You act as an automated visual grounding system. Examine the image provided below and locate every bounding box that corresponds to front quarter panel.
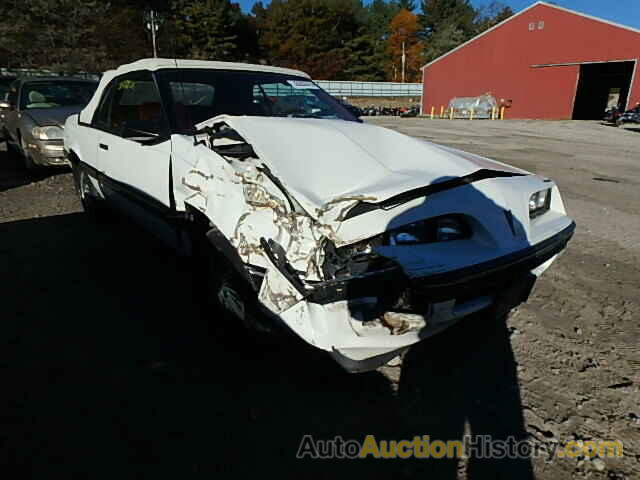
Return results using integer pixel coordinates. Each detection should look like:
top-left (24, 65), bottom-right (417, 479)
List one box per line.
top-left (64, 113), bottom-right (99, 172)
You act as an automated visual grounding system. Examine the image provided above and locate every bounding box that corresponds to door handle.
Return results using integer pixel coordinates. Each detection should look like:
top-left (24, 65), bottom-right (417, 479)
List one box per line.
top-left (99, 143), bottom-right (109, 151)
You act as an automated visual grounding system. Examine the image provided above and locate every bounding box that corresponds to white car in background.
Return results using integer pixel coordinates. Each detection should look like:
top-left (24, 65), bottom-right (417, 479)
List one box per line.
top-left (64, 59), bottom-right (575, 372)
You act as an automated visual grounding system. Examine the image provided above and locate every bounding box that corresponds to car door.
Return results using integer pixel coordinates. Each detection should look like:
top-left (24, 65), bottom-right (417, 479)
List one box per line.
top-left (91, 70), bottom-right (176, 248)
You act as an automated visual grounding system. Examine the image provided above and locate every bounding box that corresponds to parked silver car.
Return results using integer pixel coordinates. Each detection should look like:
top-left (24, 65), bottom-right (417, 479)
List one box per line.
top-left (0, 77), bottom-right (97, 170)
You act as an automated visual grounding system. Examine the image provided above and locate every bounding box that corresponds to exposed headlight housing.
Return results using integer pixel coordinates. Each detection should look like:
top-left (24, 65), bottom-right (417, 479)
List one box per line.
top-left (388, 215), bottom-right (470, 245)
top-left (322, 215), bottom-right (471, 280)
top-left (529, 188), bottom-right (551, 219)
top-left (32, 125), bottom-right (63, 140)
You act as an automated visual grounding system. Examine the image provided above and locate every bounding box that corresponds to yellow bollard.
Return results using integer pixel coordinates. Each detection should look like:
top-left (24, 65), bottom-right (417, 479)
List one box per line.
top-left (500, 106), bottom-right (505, 120)
top-left (470, 108), bottom-right (474, 120)
top-left (449, 108), bottom-right (454, 120)
top-left (440, 106), bottom-right (444, 118)
top-left (430, 106), bottom-right (435, 119)
top-left (491, 106), bottom-right (496, 120)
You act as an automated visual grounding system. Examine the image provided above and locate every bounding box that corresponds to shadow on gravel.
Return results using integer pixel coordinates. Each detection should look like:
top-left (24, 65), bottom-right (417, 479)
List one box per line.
top-left (398, 317), bottom-right (535, 479)
top-left (0, 143), bottom-right (67, 192)
top-left (0, 212), bottom-right (532, 479)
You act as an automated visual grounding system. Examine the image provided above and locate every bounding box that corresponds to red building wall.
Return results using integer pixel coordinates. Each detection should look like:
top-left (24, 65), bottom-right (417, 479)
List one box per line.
top-left (421, 3), bottom-right (640, 119)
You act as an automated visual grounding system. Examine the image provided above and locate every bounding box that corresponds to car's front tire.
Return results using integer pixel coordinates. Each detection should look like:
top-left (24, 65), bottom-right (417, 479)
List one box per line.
top-left (192, 232), bottom-right (274, 336)
top-left (18, 134), bottom-right (41, 172)
top-left (74, 165), bottom-right (105, 216)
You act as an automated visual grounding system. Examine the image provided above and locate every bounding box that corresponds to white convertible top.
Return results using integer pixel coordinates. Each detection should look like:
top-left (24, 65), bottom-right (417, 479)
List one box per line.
top-left (79, 58), bottom-right (311, 124)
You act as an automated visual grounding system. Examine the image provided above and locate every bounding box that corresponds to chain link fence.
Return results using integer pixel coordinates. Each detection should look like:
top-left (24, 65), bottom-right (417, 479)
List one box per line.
top-left (314, 80), bottom-right (422, 97)
top-left (0, 69), bottom-right (423, 99)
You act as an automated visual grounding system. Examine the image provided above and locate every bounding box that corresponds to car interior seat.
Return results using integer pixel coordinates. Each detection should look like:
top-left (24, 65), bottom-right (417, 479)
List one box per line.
top-left (27, 90), bottom-right (50, 108)
top-left (138, 102), bottom-right (162, 122)
top-left (174, 102), bottom-right (195, 133)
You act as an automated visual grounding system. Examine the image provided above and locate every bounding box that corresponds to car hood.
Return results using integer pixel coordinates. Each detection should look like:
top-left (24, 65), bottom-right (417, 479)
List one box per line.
top-left (24, 106), bottom-right (84, 127)
top-left (202, 116), bottom-right (529, 216)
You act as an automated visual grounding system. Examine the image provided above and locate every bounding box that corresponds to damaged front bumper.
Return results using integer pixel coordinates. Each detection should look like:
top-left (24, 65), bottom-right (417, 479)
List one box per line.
top-left (259, 221), bottom-right (575, 372)
top-left (174, 117), bottom-right (575, 373)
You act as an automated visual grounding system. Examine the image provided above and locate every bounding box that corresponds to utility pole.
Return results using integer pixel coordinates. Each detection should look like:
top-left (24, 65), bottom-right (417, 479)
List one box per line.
top-left (151, 11), bottom-right (157, 58)
top-left (145, 10), bottom-right (160, 58)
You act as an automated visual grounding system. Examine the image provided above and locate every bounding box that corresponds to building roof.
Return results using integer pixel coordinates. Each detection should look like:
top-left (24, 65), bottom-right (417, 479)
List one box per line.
top-left (108, 58), bottom-right (310, 79)
top-left (421, 1), bottom-right (640, 70)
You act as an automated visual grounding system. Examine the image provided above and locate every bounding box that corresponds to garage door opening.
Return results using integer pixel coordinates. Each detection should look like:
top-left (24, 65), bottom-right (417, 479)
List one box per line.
top-left (572, 61), bottom-right (635, 120)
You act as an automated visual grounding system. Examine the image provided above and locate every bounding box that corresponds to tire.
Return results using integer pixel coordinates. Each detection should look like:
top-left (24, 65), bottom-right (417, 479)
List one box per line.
top-left (19, 134), bottom-right (40, 172)
top-left (3, 130), bottom-right (18, 157)
top-left (75, 164), bottom-right (104, 216)
top-left (214, 270), bottom-right (252, 326)
top-left (195, 234), bottom-right (274, 336)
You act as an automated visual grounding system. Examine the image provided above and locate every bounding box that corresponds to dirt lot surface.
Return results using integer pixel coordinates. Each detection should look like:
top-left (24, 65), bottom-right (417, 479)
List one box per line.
top-left (1, 120), bottom-right (639, 479)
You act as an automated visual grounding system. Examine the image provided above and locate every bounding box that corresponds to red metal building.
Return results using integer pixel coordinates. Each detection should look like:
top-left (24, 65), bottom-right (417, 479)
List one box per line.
top-left (420, 1), bottom-right (640, 119)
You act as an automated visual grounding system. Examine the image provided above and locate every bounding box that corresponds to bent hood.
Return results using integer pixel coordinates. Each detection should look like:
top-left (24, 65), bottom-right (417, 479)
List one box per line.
top-left (25, 106), bottom-right (84, 127)
top-left (205, 116), bottom-right (529, 216)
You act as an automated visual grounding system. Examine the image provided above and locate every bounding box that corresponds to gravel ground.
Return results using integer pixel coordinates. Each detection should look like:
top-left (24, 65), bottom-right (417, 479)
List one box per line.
top-left (1, 120), bottom-right (639, 479)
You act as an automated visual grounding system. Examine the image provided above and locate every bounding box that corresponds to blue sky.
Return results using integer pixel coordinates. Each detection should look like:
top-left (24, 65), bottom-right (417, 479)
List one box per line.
top-left (236, 0), bottom-right (640, 30)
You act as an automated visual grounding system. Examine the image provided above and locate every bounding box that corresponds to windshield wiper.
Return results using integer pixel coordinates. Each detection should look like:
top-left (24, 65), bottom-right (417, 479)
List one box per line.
top-left (274, 112), bottom-right (328, 119)
top-left (290, 113), bottom-right (326, 119)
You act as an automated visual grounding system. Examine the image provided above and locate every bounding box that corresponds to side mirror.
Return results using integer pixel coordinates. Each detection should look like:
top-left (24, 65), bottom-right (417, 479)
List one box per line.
top-left (0, 101), bottom-right (11, 109)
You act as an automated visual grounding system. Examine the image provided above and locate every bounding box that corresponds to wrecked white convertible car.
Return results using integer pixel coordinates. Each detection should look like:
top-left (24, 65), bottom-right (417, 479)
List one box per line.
top-left (64, 59), bottom-right (575, 372)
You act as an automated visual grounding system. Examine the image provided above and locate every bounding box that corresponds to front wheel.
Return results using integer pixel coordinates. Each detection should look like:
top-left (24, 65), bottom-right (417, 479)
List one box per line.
top-left (196, 238), bottom-right (274, 335)
top-left (20, 135), bottom-right (40, 172)
top-left (215, 270), bottom-right (251, 324)
top-left (75, 166), bottom-right (104, 216)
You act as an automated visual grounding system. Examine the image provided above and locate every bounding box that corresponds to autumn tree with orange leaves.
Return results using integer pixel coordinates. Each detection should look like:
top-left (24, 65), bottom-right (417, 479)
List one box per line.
top-left (0, 0), bottom-right (513, 80)
top-left (387, 9), bottom-right (424, 82)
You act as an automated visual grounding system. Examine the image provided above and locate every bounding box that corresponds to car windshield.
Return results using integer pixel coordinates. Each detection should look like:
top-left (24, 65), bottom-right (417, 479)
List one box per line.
top-left (156, 69), bottom-right (357, 133)
top-left (20, 81), bottom-right (97, 110)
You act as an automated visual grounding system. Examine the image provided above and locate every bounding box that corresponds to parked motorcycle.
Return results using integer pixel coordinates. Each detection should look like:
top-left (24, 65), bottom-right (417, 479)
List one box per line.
top-left (603, 106), bottom-right (621, 124)
top-left (360, 105), bottom-right (409, 117)
top-left (616, 104), bottom-right (640, 127)
top-left (400, 106), bottom-right (419, 118)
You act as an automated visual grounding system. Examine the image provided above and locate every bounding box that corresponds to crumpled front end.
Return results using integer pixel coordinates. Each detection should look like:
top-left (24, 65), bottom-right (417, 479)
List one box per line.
top-left (172, 115), bottom-right (575, 372)
top-left (256, 175), bottom-right (575, 372)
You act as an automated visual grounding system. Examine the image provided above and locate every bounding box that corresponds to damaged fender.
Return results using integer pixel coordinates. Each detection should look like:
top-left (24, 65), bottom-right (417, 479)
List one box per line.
top-left (170, 115), bottom-right (574, 372)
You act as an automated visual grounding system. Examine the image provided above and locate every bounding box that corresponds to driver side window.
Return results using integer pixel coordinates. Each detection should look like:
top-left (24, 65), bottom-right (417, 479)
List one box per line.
top-left (92, 71), bottom-right (168, 141)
